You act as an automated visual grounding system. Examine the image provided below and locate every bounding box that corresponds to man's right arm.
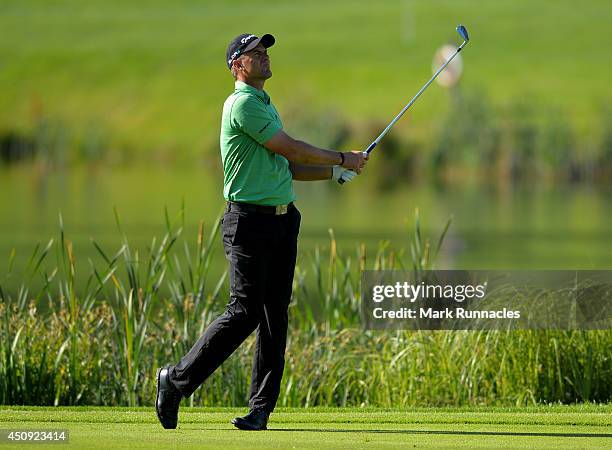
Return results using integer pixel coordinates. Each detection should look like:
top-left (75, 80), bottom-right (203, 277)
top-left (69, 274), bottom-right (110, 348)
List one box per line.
top-left (264, 130), bottom-right (367, 173)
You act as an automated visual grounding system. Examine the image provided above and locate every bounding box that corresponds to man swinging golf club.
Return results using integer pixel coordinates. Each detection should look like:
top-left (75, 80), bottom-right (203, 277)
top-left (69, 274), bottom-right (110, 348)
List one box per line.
top-left (155, 33), bottom-right (368, 431)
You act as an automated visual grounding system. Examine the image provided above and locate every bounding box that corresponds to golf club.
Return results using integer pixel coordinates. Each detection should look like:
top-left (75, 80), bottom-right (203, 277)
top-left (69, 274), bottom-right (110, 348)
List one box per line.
top-left (339, 25), bottom-right (470, 184)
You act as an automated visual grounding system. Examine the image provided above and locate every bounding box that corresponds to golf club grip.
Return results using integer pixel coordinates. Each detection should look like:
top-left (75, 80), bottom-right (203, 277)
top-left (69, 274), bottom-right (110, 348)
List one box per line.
top-left (338, 149), bottom-right (371, 184)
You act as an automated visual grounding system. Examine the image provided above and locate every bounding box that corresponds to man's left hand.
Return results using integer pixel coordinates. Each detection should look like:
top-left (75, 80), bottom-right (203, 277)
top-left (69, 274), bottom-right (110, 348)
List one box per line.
top-left (332, 165), bottom-right (357, 183)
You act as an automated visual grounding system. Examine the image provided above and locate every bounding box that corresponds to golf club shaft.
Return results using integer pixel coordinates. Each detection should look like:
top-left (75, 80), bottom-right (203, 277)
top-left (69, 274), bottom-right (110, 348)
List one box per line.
top-left (365, 40), bottom-right (468, 156)
top-left (338, 29), bottom-right (469, 185)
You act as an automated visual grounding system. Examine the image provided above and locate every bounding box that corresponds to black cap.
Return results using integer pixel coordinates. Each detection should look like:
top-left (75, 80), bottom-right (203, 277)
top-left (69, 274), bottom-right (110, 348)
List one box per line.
top-left (226, 33), bottom-right (275, 69)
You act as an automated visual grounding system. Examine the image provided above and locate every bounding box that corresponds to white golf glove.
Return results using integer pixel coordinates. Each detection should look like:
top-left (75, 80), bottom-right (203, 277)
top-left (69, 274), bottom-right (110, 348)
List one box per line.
top-left (331, 165), bottom-right (357, 184)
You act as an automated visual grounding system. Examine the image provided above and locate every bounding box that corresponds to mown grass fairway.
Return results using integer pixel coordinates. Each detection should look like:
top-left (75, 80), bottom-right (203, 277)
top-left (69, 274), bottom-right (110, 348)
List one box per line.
top-left (1, 406), bottom-right (610, 449)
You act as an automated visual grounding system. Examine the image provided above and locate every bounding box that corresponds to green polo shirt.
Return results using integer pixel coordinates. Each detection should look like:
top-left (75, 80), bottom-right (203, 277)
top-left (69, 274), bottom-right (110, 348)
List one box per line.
top-left (220, 81), bottom-right (295, 206)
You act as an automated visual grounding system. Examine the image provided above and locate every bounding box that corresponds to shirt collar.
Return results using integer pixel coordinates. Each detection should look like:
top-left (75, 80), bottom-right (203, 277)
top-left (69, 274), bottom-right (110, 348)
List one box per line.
top-left (235, 80), bottom-right (270, 104)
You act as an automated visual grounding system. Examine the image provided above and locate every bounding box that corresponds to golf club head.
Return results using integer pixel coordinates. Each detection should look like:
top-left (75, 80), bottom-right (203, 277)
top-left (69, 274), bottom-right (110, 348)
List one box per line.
top-left (456, 25), bottom-right (469, 42)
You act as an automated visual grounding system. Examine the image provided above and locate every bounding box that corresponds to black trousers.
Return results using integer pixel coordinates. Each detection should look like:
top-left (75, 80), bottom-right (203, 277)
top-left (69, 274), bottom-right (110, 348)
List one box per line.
top-left (169, 202), bottom-right (300, 412)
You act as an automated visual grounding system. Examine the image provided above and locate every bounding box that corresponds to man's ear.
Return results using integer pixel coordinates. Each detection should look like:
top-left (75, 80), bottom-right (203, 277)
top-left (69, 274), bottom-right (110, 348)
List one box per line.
top-left (233, 58), bottom-right (244, 71)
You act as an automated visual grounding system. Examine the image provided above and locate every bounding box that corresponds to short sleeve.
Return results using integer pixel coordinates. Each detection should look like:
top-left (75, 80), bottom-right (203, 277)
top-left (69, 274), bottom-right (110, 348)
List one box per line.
top-left (232, 96), bottom-right (282, 145)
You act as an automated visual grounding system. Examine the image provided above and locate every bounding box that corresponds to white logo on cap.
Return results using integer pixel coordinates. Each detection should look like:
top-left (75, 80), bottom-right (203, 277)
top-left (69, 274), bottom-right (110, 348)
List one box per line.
top-left (241, 34), bottom-right (256, 44)
top-left (228, 51), bottom-right (240, 65)
top-left (228, 35), bottom-right (258, 66)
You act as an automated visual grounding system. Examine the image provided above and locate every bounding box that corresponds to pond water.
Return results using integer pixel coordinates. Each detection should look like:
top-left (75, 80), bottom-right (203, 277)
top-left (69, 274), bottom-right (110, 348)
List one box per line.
top-left (1, 165), bottom-right (612, 292)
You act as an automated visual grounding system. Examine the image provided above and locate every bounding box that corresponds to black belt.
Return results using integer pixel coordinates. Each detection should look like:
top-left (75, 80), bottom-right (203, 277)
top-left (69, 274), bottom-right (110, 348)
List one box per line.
top-left (227, 201), bottom-right (294, 215)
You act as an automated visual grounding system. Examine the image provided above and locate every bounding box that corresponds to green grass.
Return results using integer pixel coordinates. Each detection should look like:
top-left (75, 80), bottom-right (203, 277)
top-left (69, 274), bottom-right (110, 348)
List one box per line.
top-left (1, 406), bottom-right (611, 449)
top-left (1, 0), bottom-right (611, 157)
top-left (2, 209), bottom-right (611, 407)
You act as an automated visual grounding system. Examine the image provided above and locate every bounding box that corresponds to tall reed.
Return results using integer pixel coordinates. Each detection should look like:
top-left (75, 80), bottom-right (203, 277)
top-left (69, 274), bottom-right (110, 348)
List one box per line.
top-left (0, 209), bottom-right (610, 407)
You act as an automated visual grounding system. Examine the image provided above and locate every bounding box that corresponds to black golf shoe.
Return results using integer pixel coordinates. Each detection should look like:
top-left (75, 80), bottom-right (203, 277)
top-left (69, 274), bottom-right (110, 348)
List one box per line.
top-left (231, 407), bottom-right (269, 431)
top-left (155, 366), bottom-right (182, 429)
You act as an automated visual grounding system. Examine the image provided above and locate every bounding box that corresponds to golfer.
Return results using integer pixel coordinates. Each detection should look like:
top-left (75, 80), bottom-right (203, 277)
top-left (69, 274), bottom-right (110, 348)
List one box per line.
top-left (156, 33), bottom-right (367, 431)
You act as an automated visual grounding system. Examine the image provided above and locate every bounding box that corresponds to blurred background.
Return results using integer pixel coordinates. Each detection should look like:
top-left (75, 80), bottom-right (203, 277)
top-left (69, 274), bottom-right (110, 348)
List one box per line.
top-left (2, 0), bottom-right (612, 290)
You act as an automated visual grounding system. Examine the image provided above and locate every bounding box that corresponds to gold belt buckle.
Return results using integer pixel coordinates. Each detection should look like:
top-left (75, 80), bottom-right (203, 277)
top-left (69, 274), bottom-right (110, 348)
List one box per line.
top-left (275, 204), bottom-right (288, 215)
